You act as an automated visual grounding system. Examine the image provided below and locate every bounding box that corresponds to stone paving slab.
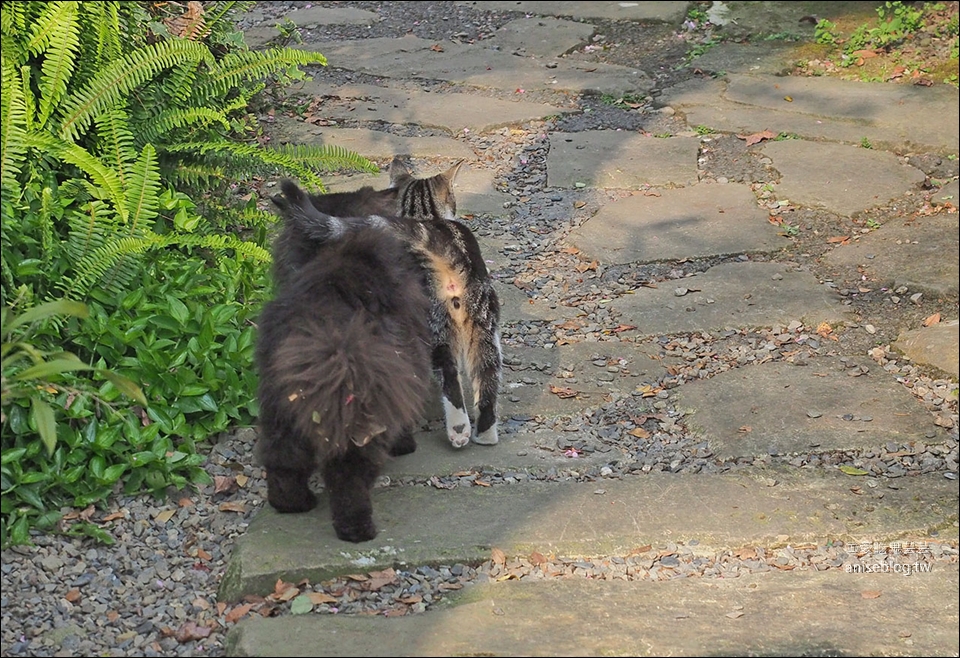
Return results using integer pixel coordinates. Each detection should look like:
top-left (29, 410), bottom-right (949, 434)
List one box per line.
top-left (218, 469), bottom-right (958, 601)
top-left (933, 178), bottom-right (959, 207)
top-left (894, 320), bottom-right (960, 379)
top-left (455, 0), bottom-right (690, 23)
top-left (490, 16), bottom-right (596, 58)
top-left (228, 562), bottom-right (960, 657)
top-left (494, 280), bottom-right (580, 323)
top-left (660, 74), bottom-right (960, 154)
top-left (760, 140), bottom-right (926, 217)
top-left (821, 212), bottom-right (960, 297)
top-left (264, 117), bottom-right (476, 160)
top-left (293, 82), bottom-right (574, 134)
top-left (548, 132), bottom-right (700, 189)
top-left (610, 262), bottom-right (851, 336)
top-left (569, 183), bottom-right (785, 264)
top-left (498, 342), bottom-right (667, 416)
top-left (680, 356), bottom-right (950, 460)
top-left (240, 6), bottom-right (381, 49)
top-left (300, 36), bottom-right (651, 96)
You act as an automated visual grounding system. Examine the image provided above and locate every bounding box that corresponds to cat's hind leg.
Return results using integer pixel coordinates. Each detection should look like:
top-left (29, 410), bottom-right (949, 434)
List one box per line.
top-left (433, 342), bottom-right (471, 449)
top-left (470, 328), bottom-right (502, 446)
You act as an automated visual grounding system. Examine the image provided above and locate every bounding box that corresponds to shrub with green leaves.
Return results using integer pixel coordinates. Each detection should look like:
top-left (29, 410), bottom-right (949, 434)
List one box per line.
top-left (0, 0), bottom-right (377, 547)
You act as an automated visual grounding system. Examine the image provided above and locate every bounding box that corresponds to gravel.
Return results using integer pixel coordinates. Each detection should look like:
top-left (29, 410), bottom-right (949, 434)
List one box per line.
top-left (3, 2), bottom-right (958, 656)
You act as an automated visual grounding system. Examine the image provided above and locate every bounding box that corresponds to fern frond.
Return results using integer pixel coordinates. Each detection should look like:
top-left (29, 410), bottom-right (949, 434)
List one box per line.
top-left (164, 139), bottom-right (324, 188)
top-left (37, 1), bottom-right (80, 128)
top-left (1, 57), bottom-right (28, 193)
top-left (1, 2), bottom-right (28, 62)
top-left (197, 1), bottom-right (256, 42)
top-left (94, 108), bottom-right (136, 182)
top-left (24, 1), bottom-right (68, 58)
top-left (56, 38), bottom-right (211, 143)
top-left (24, 132), bottom-right (127, 221)
top-left (167, 233), bottom-right (272, 263)
top-left (125, 144), bottom-right (161, 232)
top-left (78, 1), bottom-right (122, 83)
top-left (59, 233), bottom-right (159, 301)
top-left (136, 107), bottom-right (230, 147)
top-left (192, 48), bottom-right (327, 103)
top-left (272, 143), bottom-right (378, 174)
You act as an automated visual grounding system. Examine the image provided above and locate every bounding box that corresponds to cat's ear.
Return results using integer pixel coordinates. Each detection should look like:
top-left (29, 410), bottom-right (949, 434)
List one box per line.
top-left (442, 159), bottom-right (465, 184)
top-left (389, 157), bottom-right (412, 187)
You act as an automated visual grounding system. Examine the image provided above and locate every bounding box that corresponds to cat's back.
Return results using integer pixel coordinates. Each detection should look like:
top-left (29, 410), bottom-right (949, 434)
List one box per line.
top-left (308, 186), bottom-right (398, 218)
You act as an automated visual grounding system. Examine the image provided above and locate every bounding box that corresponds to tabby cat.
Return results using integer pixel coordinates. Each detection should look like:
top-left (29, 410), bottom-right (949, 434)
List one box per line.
top-left (255, 180), bottom-right (432, 543)
top-left (274, 158), bottom-right (502, 449)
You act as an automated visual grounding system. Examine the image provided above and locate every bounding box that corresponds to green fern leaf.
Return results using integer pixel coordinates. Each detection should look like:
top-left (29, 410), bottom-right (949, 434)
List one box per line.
top-left (94, 108), bottom-right (136, 186)
top-left (23, 1), bottom-right (69, 58)
top-left (125, 143), bottom-right (161, 231)
top-left (192, 48), bottom-right (326, 102)
top-left (37, 1), bottom-right (80, 128)
top-left (136, 107), bottom-right (230, 146)
top-left (56, 38), bottom-right (211, 143)
top-left (24, 132), bottom-right (127, 221)
top-left (1, 56), bottom-right (27, 193)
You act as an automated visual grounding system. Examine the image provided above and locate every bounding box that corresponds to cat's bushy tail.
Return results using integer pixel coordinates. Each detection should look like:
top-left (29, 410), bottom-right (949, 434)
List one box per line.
top-left (260, 312), bottom-right (430, 455)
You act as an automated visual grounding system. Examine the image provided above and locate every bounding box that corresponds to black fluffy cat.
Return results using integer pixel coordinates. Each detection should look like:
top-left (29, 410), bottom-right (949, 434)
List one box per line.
top-left (273, 159), bottom-right (502, 449)
top-left (255, 180), bottom-right (432, 543)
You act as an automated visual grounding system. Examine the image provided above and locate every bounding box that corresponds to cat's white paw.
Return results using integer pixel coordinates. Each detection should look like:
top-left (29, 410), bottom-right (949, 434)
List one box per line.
top-left (443, 399), bottom-right (471, 449)
top-left (472, 425), bottom-right (499, 446)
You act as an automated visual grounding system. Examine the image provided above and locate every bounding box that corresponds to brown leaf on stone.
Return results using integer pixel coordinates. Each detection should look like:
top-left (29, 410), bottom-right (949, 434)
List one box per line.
top-left (549, 385), bottom-right (578, 399)
top-left (851, 49), bottom-right (878, 59)
top-left (102, 511), bottom-right (125, 522)
top-left (530, 551), bottom-right (547, 566)
top-left (362, 568), bottom-right (398, 591)
top-left (735, 547), bottom-right (757, 560)
top-left (399, 594), bottom-right (423, 604)
top-left (738, 425), bottom-right (752, 433)
top-left (556, 320), bottom-right (581, 330)
top-left (491, 547), bottom-right (507, 565)
top-left (826, 235), bottom-right (850, 244)
top-left (575, 260), bottom-right (598, 273)
top-left (736, 129), bottom-right (777, 146)
top-left (430, 43), bottom-right (444, 52)
top-left (922, 313), bottom-right (941, 327)
top-left (307, 592), bottom-right (339, 604)
top-left (65, 588), bottom-right (81, 603)
top-left (175, 621), bottom-right (212, 643)
top-left (561, 246), bottom-right (581, 255)
top-left (214, 475), bottom-right (236, 494)
top-left (224, 603), bottom-right (253, 624)
top-left (612, 324), bottom-right (636, 333)
top-left (628, 427), bottom-right (651, 439)
top-left (861, 590), bottom-right (882, 599)
top-left (218, 501), bottom-right (246, 513)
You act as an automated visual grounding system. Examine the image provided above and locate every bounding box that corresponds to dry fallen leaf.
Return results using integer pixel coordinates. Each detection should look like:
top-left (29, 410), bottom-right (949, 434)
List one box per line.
top-left (214, 475), bottom-right (236, 494)
top-left (861, 590), bottom-right (882, 599)
top-left (529, 551), bottom-right (547, 566)
top-left (218, 501), bottom-right (246, 513)
top-left (175, 621), bottom-right (212, 643)
top-left (491, 547), bottom-right (507, 565)
top-left (736, 129), bottom-right (778, 146)
top-left (923, 313), bottom-right (941, 327)
top-left (65, 588), bottom-right (81, 603)
top-left (826, 235), bottom-right (850, 244)
top-left (738, 425), bottom-right (753, 433)
top-left (549, 385), bottom-right (578, 399)
top-left (155, 509), bottom-right (176, 524)
top-left (224, 603), bottom-right (253, 624)
top-left (306, 591), bottom-right (338, 605)
top-left (628, 427), bottom-right (651, 439)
